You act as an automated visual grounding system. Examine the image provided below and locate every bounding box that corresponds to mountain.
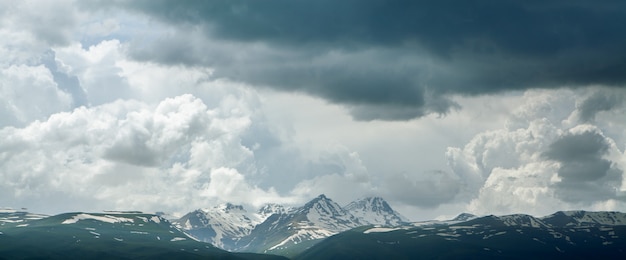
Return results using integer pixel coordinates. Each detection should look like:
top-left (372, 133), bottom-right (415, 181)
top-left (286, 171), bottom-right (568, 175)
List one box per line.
top-left (5, 206), bottom-right (624, 259)
top-left (410, 212), bottom-right (479, 227)
top-left (0, 208), bottom-right (47, 228)
top-left (173, 203), bottom-right (258, 250)
top-left (0, 211), bottom-right (286, 259)
top-left (542, 210), bottom-right (626, 227)
top-left (461, 213), bottom-right (550, 228)
top-left (451, 212), bottom-right (477, 222)
top-left (256, 203), bottom-right (293, 221)
top-left (297, 194), bottom-right (363, 232)
top-left (172, 195), bottom-right (409, 256)
top-left (295, 211), bottom-right (626, 259)
top-left (344, 197), bottom-right (409, 226)
top-left (235, 194), bottom-right (363, 257)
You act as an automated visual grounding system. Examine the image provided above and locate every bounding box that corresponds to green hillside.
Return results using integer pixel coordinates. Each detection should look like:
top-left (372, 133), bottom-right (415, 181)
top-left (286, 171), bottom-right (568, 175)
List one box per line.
top-left (0, 212), bottom-right (286, 260)
top-left (295, 217), bottom-right (626, 259)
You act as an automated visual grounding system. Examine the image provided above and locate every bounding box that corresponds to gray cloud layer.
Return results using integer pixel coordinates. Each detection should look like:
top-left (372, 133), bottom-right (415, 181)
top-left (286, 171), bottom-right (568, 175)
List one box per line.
top-left (544, 130), bottom-right (623, 203)
top-left (576, 90), bottom-right (625, 122)
top-left (92, 0), bottom-right (626, 120)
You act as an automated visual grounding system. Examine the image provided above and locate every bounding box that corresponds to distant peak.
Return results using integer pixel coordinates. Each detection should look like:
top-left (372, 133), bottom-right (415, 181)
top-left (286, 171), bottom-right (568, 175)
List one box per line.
top-left (353, 196), bottom-right (387, 204)
top-left (452, 213), bottom-right (477, 221)
top-left (302, 194), bottom-right (339, 211)
top-left (258, 203), bottom-right (286, 213)
top-left (316, 194), bottom-right (328, 199)
top-left (358, 196), bottom-right (385, 203)
top-left (215, 203), bottom-right (245, 212)
top-left (259, 203), bottom-right (279, 210)
top-left (305, 194), bottom-right (332, 204)
top-left (310, 194), bottom-right (333, 204)
top-left (345, 196), bottom-right (393, 212)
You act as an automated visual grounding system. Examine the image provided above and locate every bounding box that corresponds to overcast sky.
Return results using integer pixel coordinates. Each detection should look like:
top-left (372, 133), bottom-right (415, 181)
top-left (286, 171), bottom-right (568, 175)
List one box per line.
top-left (1, 0), bottom-right (626, 220)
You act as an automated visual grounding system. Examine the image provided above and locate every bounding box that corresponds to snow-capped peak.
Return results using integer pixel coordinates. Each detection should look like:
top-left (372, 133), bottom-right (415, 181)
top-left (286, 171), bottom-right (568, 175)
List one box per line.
top-left (300, 194), bottom-right (347, 217)
top-left (344, 197), bottom-right (409, 226)
top-left (297, 194), bottom-right (361, 232)
top-left (256, 203), bottom-right (292, 221)
top-left (205, 203), bottom-right (246, 214)
top-left (174, 204), bottom-right (257, 250)
top-left (345, 197), bottom-right (392, 212)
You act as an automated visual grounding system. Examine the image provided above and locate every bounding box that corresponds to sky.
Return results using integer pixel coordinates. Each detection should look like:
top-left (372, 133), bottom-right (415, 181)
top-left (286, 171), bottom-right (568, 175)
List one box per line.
top-left (1, 0), bottom-right (626, 220)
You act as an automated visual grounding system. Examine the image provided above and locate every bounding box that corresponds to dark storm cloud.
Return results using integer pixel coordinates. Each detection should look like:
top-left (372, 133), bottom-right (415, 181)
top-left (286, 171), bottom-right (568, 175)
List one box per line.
top-left (554, 167), bottom-right (622, 203)
top-left (544, 130), bottom-right (623, 203)
top-left (98, 0), bottom-right (626, 120)
top-left (544, 131), bottom-right (609, 166)
top-left (577, 90), bottom-right (625, 122)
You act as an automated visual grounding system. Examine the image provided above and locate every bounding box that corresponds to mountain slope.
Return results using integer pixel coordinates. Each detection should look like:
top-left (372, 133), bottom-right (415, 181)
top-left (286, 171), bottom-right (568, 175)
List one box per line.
top-left (344, 197), bottom-right (409, 226)
top-left (541, 211), bottom-right (626, 227)
top-left (236, 194), bottom-right (362, 256)
top-left (0, 211), bottom-right (286, 259)
top-left (173, 203), bottom-right (257, 250)
top-left (0, 209), bottom-right (47, 228)
top-left (256, 204), bottom-right (293, 221)
top-left (460, 214), bottom-right (550, 228)
top-left (296, 211), bottom-right (626, 259)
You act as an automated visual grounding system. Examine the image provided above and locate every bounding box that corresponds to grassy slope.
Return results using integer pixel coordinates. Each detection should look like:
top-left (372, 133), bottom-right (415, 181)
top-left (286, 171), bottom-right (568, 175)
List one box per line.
top-left (295, 224), bottom-right (626, 259)
top-left (0, 212), bottom-right (286, 260)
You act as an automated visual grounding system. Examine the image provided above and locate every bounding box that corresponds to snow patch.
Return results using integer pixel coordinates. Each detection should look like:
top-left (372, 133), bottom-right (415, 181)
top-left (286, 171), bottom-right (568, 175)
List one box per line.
top-left (364, 227), bottom-right (401, 234)
top-left (62, 214), bottom-right (134, 224)
top-left (437, 233), bottom-right (461, 237)
top-left (150, 216), bottom-right (161, 223)
top-left (269, 228), bottom-right (335, 250)
top-left (449, 226), bottom-right (475, 229)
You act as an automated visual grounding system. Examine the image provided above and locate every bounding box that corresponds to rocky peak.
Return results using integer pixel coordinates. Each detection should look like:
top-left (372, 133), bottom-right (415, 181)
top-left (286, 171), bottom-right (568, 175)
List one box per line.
top-left (344, 197), bottom-right (409, 226)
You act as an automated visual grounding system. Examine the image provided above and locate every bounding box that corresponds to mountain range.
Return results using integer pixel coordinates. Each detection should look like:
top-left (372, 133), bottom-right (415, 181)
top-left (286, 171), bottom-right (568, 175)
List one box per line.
top-left (297, 211), bottom-right (626, 259)
top-left (2, 199), bottom-right (626, 259)
top-left (0, 210), bottom-right (285, 259)
top-left (173, 195), bottom-right (408, 256)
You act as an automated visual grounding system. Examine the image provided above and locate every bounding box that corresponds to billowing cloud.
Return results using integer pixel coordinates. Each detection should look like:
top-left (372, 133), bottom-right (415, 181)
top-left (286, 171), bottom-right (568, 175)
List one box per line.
top-left (2, 0), bottom-right (626, 220)
top-left (85, 0), bottom-right (626, 120)
top-left (0, 64), bottom-right (73, 127)
top-left (0, 94), bottom-right (285, 214)
top-left (447, 89), bottom-right (626, 216)
top-left (0, 0), bottom-right (78, 46)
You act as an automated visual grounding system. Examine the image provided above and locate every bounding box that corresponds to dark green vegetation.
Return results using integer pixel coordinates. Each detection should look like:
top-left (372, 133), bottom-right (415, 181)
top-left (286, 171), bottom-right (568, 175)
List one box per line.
top-left (295, 214), bottom-right (626, 260)
top-left (3, 210), bottom-right (626, 259)
top-left (0, 211), bottom-right (286, 260)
